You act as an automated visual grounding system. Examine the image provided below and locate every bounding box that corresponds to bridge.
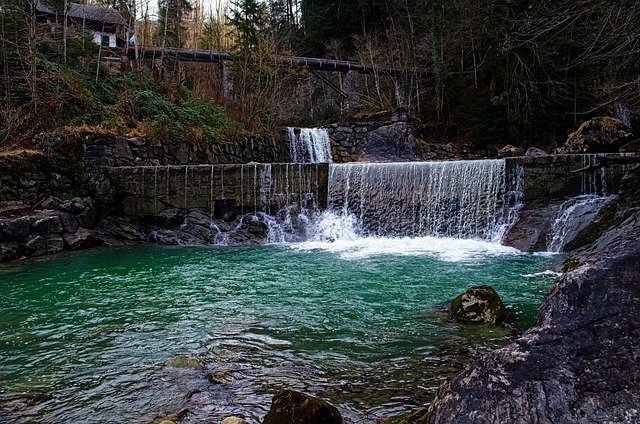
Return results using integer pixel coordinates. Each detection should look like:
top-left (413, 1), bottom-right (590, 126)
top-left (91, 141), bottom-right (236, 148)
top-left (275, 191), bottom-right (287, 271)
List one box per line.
top-left (127, 46), bottom-right (427, 77)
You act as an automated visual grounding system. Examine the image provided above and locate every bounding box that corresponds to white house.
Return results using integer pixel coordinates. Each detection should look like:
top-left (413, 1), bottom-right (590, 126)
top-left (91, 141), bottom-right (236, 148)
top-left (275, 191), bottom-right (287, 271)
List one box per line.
top-left (36, 1), bottom-right (128, 49)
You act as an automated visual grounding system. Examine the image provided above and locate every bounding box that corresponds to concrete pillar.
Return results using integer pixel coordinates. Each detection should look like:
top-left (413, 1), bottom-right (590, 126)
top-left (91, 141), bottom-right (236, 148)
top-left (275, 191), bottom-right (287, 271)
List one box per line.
top-left (222, 61), bottom-right (234, 101)
top-left (341, 70), bottom-right (359, 113)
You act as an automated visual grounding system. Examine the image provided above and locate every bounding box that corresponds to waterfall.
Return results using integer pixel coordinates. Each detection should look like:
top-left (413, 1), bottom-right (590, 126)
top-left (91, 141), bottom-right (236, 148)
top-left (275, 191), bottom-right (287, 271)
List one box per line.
top-left (319, 160), bottom-right (517, 241)
top-left (240, 163), bottom-right (324, 243)
top-left (288, 128), bottom-right (333, 163)
top-left (546, 195), bottom-right (609, 253)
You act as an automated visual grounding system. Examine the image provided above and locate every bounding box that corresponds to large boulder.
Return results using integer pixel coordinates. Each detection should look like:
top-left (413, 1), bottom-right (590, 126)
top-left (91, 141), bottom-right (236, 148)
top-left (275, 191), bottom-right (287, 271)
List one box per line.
top-left (450, 285), bottom-right (508, 325)
top-left (557, 116), bottom-right (632, 153)
top-left (263, 390), bottom-right (342, 424)
top-left (62, 228), bottom-right (100, 251)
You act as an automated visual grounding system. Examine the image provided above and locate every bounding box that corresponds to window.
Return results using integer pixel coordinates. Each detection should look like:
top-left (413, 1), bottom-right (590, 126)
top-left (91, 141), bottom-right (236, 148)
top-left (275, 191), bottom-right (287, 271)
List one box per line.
top-left (101, 35), bottom-right (109, 47)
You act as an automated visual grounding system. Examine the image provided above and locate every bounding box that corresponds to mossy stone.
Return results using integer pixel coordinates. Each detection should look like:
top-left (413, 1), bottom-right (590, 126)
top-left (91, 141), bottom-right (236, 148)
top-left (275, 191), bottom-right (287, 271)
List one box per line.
top-left (164, 354), bottom-right (204, 370)
top-left (381, 407), bottom-right (429, 423)
top-left (263, 390), bottom-right (342, 424)
top-left (450, 285), bottom-right (508, 325)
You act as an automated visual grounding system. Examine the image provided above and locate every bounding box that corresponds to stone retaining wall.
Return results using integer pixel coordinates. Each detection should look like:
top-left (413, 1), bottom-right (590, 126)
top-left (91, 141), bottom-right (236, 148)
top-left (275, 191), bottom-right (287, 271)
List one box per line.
top-left (101, 163), bottom-right (329, 217)
top-left (505, 154), bottom-right (628, 201)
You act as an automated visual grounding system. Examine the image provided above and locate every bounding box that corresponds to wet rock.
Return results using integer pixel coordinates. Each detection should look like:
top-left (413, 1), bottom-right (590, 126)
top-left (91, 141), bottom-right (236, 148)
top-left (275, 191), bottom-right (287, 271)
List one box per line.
top-left (563, 198), bottom-right (618, 252)
top-left (382, 407), bottom-right (429, 424)
top-left (154, 208), bottom-right (185, 228)
top-left (221, 417), bottom-right (248, 424)
top-left (558, 116), bottom-right (632, 154)
top-left (450, 285), bottom-right (508, 325)
top-left (263, 390), bottom-right (342, 424)
top-left (63, 228), bottom-right (99, 251)
top-left (95, 217), bottom-right (147, 245)
top-left (0, 216), bottom-right (31, 241)
top-left (147, 409), bottom-right (189, 424)
top-left (163, 355), bottom-right (204, 370)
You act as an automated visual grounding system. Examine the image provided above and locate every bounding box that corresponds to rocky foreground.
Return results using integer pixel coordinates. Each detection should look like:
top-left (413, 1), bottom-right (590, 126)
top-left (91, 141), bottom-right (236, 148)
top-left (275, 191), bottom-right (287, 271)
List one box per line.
top-left (426, 164), bottom-right (640, 423)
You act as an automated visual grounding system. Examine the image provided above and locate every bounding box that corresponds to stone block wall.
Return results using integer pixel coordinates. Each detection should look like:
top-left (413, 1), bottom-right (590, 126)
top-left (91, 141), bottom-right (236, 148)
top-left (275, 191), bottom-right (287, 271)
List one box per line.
top-left (505, 154), bottom-right (629, 201)
top-left (102, 163), bottom-right (329, 217)
top-left (83, 133), bottom-right (291, 168)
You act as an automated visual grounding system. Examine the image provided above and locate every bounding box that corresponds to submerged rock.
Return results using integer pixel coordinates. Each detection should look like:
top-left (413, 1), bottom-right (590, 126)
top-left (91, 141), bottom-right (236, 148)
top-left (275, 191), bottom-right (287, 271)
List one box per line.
top-left (382, 407), bottom-right (429, 423)
top-left (450, 285), bottom-right (508, 325)
top-left (221, 417), bottom-right (248, 424)
top-left (163, 355), bottom-right (204, 370)
top-left (263, 390), bottom-right (342, 424)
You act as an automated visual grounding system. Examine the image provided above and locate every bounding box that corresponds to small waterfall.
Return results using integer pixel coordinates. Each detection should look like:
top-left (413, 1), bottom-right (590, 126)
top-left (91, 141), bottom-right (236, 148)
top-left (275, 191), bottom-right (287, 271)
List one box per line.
top-left (546, 195), bottom-right (610, 253)
top-left (239, 163), bottom-right (323, 243)
top-left (288, 128), bottom-right (333, 163)
top-left (320, 160), bottom-right (516, 241)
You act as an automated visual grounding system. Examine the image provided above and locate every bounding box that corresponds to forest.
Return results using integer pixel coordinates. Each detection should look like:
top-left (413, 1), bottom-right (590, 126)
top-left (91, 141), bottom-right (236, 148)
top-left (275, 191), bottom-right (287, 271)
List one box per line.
top-left (0, 0), bottom-right (638, 152)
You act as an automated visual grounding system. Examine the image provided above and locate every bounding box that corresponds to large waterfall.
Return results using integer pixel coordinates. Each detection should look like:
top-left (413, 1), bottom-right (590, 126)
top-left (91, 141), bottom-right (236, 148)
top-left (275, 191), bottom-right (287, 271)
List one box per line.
top-left (288, 128), bottom-right (333, 163)
top-left (313, 159), bottom-right (519, 242)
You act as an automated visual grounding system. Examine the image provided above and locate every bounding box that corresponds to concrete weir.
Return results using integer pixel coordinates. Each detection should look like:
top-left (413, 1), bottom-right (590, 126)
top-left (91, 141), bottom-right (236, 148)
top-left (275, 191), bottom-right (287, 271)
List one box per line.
top-left (103, 163), bottom-right (329, 216)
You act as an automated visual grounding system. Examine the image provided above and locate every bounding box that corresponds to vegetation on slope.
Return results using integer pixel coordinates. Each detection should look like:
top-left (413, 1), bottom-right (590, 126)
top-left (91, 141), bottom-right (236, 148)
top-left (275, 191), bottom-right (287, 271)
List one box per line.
top-left (0, 0), bottom-right (638, 151)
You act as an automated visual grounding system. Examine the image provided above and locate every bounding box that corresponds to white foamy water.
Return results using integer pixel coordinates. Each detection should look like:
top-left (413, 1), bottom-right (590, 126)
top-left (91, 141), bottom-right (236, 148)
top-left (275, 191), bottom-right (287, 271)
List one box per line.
top-left (291, 210), bottom-right (522, 261)
top-left (288, 127), bottom-right (333, 163)
top-left (522, 270), bottom-right (562, 278)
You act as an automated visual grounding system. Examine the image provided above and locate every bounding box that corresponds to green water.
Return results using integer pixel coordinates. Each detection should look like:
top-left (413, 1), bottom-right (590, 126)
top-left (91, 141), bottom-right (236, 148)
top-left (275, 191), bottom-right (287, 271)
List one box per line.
top-left (0, 242), bottom-right (558, 423)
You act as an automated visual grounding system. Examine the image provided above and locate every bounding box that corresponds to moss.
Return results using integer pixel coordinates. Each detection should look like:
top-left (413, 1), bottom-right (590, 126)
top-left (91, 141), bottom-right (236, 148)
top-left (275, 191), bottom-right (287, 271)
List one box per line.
top-left (569, 117), bottom-right (628, 141)
top-left (562, 257), bottom-right (580, 272)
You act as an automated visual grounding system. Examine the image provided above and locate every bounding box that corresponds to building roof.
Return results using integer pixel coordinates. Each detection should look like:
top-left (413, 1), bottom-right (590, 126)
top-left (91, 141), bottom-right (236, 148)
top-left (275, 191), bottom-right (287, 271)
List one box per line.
top-left (36, 1), bottom-right (127, 27)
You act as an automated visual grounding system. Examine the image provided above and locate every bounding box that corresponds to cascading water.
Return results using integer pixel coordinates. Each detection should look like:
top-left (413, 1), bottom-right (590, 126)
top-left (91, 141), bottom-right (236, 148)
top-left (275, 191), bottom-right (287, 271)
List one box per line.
top-left (546, 195), bottom-right (610, 253)
top-left (309, 159), bottom-right (519, 242)
top-left (546, 154), bottom-right (614, 253)
top-left (288, 127), bottom-right (333, 163)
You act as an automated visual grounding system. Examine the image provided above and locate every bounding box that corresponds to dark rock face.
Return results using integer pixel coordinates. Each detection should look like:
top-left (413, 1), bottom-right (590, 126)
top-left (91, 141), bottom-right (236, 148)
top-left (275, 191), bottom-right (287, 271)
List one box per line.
top-left (263, 390), bottom-right (342, 424)
top-left (450, 285), bottom-right (508, 325)
top-left (503, 197), bottom-right (612, 253)
top-left (427, 165), bottom-right (640, 424)
top-left (557, 117), bottom-right (633, 154)
top-left (325, 118), bottom-right (455, 163)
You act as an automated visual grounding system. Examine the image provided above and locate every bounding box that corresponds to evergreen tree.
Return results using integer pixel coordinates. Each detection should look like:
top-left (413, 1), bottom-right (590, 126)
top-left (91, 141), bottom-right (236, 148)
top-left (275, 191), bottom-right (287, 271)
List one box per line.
top-left (228, 0), bottom-right (268, 53)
